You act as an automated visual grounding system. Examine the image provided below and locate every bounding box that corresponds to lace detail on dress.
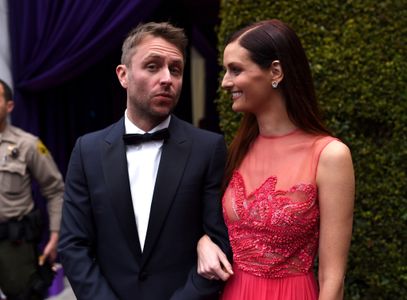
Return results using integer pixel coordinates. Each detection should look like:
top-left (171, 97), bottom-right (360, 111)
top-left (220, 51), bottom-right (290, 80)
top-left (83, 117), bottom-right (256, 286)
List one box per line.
top-left (223, 171), bottom-right (319, 278)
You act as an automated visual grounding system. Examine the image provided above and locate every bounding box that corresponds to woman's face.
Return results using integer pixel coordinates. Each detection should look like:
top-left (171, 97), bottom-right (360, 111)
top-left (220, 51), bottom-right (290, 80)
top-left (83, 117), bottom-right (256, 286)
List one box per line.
top-left (222, 41), bottom-right (274, 114)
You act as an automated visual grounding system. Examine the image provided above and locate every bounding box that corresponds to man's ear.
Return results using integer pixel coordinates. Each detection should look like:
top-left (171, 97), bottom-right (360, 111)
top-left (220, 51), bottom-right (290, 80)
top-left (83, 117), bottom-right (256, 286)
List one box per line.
top-left (270, 60), bottom-right (284, 85)
top-left (116, 65), bottom-right (128, 88)
top-left (7, 100), bottom-right (14, 114)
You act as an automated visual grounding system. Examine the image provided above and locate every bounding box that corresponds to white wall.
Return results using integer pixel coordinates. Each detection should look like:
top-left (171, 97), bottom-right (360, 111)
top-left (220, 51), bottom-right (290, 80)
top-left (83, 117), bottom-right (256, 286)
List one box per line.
top-left (190, 46), bottom-right (205, 127)
top-left (0, 0), bottom-right (12, 88)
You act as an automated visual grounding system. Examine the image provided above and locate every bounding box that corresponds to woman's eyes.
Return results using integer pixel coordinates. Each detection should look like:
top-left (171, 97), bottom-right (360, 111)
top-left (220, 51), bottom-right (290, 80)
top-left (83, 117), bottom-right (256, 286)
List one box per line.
top-left (232, 67), bottom-right (242, 74)
top-left (227, 66), bottom-right (242, 75)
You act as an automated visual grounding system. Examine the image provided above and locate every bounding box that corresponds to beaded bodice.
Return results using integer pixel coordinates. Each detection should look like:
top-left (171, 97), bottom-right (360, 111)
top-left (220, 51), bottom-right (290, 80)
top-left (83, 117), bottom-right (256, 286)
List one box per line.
top-left (223, 131), bottom-right (336, 278)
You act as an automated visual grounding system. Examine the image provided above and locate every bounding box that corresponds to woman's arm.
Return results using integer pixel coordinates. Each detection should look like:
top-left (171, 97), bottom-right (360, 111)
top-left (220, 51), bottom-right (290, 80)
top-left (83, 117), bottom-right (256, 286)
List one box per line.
top-left (197, 234), bottom-right (233, 281)
top-left (316, 140), bottom-right (355, 300)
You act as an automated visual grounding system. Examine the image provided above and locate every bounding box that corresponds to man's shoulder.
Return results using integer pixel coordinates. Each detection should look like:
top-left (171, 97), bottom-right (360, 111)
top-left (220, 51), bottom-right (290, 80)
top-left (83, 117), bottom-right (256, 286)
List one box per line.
top-left (79, 119), bottom-right (123, 143)
top-left (6, 125), bottom-right (38, 144)
top-left (171, 116), bottom-right (223, 141)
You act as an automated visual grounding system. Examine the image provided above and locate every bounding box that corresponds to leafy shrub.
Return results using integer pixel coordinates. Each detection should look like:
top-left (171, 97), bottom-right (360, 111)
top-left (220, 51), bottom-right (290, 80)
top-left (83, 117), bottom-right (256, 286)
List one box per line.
top-left (216, 1), bottom-right (407, 298)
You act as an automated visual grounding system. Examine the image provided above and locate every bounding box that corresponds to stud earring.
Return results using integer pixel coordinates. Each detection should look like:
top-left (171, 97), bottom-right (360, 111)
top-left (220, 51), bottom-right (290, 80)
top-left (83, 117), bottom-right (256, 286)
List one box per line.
top-left (272, 81), bottom-right (278, 89)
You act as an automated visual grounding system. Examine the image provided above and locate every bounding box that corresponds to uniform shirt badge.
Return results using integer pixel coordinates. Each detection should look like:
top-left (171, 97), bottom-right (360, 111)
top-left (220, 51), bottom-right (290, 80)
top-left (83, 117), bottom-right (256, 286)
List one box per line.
top-left (7, 145), bottom-right (19, 159)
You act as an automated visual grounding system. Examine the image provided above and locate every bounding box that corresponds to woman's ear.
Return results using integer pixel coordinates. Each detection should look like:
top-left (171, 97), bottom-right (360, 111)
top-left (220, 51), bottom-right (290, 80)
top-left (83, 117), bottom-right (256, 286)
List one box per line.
top-left (270, 60), bottom-right (284, 88)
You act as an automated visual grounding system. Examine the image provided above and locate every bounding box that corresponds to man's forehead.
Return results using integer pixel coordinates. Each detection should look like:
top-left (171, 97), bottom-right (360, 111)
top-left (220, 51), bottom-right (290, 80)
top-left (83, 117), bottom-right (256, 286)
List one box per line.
top-left (135, 36), bottom-right (183, 61)
top-left (142, 51), bottom-right (184, 63)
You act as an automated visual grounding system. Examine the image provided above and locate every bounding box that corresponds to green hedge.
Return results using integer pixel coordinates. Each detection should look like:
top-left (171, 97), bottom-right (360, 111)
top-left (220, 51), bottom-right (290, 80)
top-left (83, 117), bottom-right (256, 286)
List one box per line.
top-left (216, 1), bottom-right (407, 299)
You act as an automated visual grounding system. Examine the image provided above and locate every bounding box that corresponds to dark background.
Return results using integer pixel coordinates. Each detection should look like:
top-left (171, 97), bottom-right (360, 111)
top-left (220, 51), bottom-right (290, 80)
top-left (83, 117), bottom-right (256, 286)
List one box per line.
top-left (10, 0), bottom-right (222, 175)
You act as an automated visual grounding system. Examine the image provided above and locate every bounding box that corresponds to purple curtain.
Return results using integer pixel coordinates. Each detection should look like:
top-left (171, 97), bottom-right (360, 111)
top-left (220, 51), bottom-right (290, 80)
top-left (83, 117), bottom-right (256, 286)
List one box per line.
top-left (7, 0), bottom-right (162, 254)
top-left (8, 0), bottom-right (161, 134)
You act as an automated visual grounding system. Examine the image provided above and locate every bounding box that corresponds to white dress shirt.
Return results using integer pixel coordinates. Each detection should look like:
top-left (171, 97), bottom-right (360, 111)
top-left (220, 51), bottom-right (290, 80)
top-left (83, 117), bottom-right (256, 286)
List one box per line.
top-left (124, 111), bottom-right (171, 251)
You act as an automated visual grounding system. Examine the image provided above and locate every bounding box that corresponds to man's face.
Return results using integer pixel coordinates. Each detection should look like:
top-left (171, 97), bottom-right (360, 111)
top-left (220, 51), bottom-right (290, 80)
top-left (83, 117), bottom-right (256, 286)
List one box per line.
top-left (0, 84), bottom-right (14, 131)
top-left (116, 35), bottom-right (184, 128)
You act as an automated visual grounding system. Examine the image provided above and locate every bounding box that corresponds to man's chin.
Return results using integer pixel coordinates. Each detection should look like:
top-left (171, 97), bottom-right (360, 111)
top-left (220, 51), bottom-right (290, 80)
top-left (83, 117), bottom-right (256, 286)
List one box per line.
top-left (150, 109), bottom-right (173, 121)
top-left (153, 106), bottom-right (175, 116)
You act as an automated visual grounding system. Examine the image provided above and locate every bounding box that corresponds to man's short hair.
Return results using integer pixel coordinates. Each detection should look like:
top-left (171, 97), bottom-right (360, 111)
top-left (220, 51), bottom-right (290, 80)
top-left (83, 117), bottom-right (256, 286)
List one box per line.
top-left (120, 22), bottom-right (188, 66)
top-left (0, 79), bottom-right (12, 101)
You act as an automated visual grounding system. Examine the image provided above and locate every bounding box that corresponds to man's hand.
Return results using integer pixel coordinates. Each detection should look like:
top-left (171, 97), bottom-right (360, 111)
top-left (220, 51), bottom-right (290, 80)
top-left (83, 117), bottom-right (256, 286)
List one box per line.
top-left (39, 231), bottom-right (59, 265)
top-left (197, 235), bottom-right (233, 281)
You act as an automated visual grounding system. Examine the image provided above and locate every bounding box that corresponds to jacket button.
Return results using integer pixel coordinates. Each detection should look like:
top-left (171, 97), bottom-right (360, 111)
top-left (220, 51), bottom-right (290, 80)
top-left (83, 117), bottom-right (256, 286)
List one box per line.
top-left (139, 272), bottom-right (148, 281)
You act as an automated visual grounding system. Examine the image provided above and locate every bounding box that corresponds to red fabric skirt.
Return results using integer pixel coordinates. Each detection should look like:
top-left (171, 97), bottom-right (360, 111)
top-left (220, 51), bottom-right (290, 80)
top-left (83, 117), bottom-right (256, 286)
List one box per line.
top-left (221, 268), bottom-right (318, 300)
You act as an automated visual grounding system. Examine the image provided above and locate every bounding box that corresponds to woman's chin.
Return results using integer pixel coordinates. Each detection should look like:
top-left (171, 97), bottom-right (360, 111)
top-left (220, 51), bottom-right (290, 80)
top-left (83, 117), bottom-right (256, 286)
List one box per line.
top-left (231, 103), bottom-right (247, 113)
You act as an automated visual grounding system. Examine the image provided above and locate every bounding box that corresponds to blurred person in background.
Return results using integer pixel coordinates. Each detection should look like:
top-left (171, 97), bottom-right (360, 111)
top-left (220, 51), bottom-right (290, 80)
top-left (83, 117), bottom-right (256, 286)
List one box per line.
top-left (0, 79), bottom-right (64, 300)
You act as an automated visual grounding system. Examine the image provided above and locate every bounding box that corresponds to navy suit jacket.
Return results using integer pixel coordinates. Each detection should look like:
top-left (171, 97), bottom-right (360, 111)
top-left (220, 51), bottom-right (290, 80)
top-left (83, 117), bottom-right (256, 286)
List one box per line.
top-left (58, 116), bottom-right (231, 300)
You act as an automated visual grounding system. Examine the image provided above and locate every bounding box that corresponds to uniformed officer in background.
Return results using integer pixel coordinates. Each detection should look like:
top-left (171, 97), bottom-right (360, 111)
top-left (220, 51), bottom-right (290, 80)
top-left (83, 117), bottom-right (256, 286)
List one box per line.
top-left (0, 79), bottom-right (64, 300)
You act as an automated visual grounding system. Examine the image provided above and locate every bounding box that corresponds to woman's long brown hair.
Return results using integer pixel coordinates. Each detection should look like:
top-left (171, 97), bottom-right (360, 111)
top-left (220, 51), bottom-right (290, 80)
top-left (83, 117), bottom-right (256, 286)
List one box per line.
top-left (222, 19), bottom-right (331, 192)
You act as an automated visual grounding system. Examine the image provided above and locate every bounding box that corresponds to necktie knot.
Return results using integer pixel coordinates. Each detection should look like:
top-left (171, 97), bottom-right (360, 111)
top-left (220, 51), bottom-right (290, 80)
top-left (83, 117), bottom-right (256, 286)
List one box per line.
top-left (123, 128), bottom-right (170, 145)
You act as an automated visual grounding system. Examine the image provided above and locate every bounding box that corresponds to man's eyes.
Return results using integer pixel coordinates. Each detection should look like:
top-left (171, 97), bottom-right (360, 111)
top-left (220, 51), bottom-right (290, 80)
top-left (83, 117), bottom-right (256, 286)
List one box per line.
top-left (146, 63), bottom-right (158, 71)
top-left (145, 63), bottom-right (182, 76)
top-left (169, 66), bottom-right (182, 76)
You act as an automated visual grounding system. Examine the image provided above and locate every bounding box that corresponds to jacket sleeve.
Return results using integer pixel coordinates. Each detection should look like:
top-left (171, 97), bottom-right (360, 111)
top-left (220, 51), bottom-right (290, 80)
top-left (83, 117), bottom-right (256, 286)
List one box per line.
top-left (58, 137), bottom-right (119, 300)
top-left (28, 139), bottom-right (64, 232)
top-left (201, 136), bottom-right (232, 257)
top-left (170, 135), bottom-right (232, 300)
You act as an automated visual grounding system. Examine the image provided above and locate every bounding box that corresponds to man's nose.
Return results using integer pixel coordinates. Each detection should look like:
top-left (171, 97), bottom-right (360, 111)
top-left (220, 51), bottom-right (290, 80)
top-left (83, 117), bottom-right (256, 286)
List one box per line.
top-left (160, 68), bottom-right (172, 85)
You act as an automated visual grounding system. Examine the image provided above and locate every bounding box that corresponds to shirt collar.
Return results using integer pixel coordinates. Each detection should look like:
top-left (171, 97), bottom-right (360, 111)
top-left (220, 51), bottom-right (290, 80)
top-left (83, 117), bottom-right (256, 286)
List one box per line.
top-left (0, 125), bottom-right (17, 143)
top-left (124, 110), bottom-right (171, 135)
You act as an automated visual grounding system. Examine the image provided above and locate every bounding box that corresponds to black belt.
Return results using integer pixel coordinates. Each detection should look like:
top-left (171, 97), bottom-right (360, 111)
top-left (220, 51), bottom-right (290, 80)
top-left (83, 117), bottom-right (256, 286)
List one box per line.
top-left (0, 222), bottom-right (8, 239)
top-left (0, 210), bottom-right (42, 242)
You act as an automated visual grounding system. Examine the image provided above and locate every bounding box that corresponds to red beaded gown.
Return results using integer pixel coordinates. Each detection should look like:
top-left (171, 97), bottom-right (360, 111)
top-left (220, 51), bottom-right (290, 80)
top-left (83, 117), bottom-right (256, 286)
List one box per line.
top-left (221, 130), bottom-right (337, 300)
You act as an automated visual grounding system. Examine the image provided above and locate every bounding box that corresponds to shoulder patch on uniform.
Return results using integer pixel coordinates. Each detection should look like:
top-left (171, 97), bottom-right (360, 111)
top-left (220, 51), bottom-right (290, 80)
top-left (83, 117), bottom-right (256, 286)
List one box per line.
top-left (37, 140), bottom-right (49, 155)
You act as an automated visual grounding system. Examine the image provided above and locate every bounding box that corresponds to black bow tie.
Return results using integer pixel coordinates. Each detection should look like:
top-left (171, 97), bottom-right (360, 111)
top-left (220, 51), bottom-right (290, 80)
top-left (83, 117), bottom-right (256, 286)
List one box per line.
top-left (123, 128), bottom-right (170, 145)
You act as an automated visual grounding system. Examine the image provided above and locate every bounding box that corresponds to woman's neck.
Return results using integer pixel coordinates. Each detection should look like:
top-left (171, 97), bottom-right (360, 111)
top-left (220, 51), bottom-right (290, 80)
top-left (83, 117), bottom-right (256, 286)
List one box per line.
top-left (255, 96), bottom-right (297, 137)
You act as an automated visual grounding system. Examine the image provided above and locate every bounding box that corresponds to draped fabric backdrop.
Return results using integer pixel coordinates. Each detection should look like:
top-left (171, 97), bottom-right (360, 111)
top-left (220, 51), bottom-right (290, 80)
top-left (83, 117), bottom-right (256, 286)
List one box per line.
top-left (6, 1), bottom-right (221, 236)
top-left (0, 0), bottom-right (12, 87)
top-left (8, 0), bottom-right (162, 174)
top-left (7, 0), bottom-right (162, 248)
top-left (7, 0), bottom-right (220, 175)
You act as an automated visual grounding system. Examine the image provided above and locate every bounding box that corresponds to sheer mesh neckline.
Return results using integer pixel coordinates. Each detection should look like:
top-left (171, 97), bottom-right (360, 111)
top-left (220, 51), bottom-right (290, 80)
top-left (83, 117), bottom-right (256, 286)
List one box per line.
top-left (258, 128), bottom-right (300, 139)
top-left (223, 171), bottom-right (319, 278)
top-left (222, 133), bottom-right (338, 278)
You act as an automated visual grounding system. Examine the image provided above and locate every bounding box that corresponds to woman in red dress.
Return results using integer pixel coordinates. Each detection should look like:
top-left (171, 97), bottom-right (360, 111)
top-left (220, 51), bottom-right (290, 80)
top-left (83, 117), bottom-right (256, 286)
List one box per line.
top-left (197, 19), bottom-right (355, 300)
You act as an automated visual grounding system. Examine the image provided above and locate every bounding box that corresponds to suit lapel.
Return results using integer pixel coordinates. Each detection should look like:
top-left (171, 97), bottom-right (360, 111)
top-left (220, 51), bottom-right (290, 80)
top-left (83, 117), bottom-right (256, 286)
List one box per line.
top-left (102, 118), bottom-right (142, 263)
top-left (141, 117), bottom-right (190, 266)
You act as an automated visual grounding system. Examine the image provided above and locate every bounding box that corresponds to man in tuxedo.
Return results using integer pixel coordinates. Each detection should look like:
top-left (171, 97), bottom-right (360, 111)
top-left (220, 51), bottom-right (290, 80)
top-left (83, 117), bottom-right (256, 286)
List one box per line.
top-left (58, 22), bottom-right (231, 299)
